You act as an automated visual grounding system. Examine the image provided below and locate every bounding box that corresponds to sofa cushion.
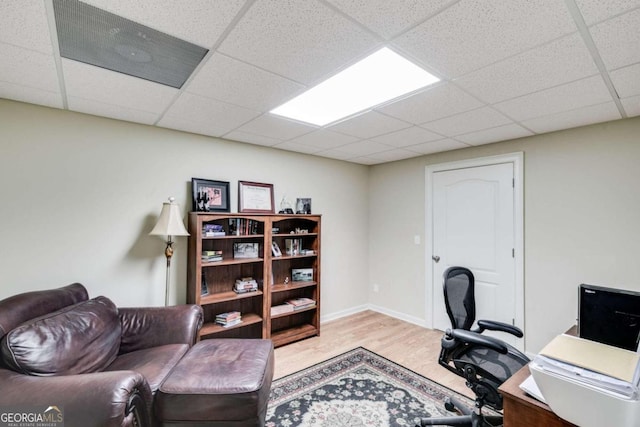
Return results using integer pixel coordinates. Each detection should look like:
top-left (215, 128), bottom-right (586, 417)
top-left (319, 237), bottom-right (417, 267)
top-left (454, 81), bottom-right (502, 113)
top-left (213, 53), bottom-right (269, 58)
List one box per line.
top-left (0, 296), bottom-right (121, 376)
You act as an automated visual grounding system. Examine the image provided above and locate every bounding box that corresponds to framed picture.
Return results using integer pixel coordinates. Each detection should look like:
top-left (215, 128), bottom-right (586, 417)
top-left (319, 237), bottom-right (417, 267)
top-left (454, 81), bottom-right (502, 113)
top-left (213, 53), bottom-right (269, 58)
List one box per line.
top-left (192, 178), bottom-right (230, 212)
top-left (238, 181), bottom-right (274, 213)
top-left (296, 198), bottom-right (312, 214)
top-left (233, 242), bottom-right (260, 259)
top-left (271, 241), bottom-right (282, 257)
top-left (285, 238), bottom-right (302, 256)
top-left (292, 268), bottom-right (313, 282)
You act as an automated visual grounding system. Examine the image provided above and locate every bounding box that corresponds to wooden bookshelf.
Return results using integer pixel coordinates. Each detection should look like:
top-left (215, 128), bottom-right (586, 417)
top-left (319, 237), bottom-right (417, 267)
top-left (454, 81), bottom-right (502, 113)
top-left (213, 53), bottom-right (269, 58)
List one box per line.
top-left (187, 213), bottom-right (321, 346)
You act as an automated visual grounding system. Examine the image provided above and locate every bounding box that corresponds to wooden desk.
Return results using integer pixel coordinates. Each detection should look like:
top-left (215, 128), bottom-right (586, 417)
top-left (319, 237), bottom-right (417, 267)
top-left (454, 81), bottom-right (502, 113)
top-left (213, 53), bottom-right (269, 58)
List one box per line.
top-left (499, 364), bottom-right (577, 426)
top-left (499, 327), bottom-right (579, 426)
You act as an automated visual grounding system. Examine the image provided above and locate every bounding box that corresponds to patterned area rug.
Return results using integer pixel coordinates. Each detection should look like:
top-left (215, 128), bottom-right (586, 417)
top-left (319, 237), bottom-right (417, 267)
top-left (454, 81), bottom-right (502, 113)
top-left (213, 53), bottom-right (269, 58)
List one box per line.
top-left (267, 347), bottom-right (490, 427)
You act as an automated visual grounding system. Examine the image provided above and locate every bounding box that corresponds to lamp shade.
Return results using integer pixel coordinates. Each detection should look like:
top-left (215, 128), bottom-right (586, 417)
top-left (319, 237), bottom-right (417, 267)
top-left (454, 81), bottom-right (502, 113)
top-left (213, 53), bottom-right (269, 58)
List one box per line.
top-left (149, 197), bottom-right (189, 237)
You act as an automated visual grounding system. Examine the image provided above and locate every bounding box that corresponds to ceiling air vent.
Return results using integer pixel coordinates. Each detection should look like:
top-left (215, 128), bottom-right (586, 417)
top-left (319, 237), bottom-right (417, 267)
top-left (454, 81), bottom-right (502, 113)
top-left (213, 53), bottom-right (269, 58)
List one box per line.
top-left (53, 0), bottom-right (208, 88)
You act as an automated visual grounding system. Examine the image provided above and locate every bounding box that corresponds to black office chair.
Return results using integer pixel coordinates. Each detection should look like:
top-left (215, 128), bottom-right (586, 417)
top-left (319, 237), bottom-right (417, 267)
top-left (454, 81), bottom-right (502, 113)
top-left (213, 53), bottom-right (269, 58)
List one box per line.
top-left (419, 266), bottom-right (530, 427)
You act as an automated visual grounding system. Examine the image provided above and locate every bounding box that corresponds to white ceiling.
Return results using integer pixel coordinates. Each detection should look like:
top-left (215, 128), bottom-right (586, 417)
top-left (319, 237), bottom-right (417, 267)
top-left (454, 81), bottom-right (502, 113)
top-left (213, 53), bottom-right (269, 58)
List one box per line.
top-left (1, 0), bottom-right (639, 165)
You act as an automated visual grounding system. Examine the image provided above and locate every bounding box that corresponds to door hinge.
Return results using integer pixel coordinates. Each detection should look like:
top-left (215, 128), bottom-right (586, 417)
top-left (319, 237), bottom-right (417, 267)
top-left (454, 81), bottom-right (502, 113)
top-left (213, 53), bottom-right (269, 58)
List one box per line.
top-left (512, 318), bottom-right (515, 326)
top-left (512, 248), bottom-right (515, 258)
top-left (512, 178), bottom-right (515, 188)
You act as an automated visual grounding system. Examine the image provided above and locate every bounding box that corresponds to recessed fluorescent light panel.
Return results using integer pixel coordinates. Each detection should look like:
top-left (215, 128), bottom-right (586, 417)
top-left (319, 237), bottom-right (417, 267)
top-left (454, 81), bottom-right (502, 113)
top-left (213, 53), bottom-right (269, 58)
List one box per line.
top-left (53, 0), bottom-right (208, 88)
top-left (270, 48), bottom-right (439, 126)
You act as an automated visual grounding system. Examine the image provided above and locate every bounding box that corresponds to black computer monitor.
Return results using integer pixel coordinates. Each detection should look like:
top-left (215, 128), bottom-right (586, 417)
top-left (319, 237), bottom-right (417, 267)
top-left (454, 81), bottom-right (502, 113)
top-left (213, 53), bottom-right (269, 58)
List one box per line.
top-left (578, 284), bottom-right (640, 351)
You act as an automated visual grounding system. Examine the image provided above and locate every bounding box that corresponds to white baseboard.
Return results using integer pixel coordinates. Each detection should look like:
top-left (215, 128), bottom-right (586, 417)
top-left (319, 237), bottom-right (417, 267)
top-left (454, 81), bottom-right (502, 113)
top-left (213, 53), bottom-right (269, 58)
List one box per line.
top-left (321, 303), bottom-right (429, 329)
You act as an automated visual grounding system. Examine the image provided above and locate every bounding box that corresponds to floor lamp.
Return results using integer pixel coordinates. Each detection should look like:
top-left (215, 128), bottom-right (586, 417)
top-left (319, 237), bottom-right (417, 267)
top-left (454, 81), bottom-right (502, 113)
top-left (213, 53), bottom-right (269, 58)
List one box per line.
top-left (150, 197), bottom-right (190, 306)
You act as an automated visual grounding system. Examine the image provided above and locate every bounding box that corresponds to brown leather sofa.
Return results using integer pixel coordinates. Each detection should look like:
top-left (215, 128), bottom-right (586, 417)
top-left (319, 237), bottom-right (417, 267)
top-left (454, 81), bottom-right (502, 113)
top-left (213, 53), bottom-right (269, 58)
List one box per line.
top-left (0, 283), bottom-right (203, 427)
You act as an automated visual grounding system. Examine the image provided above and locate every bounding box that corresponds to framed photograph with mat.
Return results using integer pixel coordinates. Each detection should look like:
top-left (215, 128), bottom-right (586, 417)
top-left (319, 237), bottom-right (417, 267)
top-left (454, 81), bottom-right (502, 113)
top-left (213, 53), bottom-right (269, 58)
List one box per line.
top-left (192, 178), bottom-right (230, 212)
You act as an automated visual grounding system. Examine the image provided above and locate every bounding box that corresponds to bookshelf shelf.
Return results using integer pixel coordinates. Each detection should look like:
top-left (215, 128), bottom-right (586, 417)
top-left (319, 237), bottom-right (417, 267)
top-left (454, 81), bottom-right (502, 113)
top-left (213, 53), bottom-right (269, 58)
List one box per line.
top-left (199, 313), bottom-right (263, 337)
top-left (271, 281), bottom-right (317, 293)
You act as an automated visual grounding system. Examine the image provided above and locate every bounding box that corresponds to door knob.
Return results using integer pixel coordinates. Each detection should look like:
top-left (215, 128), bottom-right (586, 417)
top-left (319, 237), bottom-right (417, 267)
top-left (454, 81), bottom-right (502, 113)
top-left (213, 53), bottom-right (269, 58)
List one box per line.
top-left (432, 255), bottom-right (440, 263)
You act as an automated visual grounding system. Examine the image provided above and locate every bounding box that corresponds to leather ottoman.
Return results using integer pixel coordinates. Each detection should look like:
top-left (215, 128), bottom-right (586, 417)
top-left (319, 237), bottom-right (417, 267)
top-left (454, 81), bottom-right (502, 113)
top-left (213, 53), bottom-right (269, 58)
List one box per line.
top-left (155, 339), bottom-right (274, 427)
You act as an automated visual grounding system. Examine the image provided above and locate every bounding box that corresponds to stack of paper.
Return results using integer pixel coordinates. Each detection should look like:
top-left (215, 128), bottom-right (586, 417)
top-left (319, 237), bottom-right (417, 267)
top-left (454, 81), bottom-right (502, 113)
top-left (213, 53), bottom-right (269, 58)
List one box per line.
top-left (533, 334), bottom-right (640, 399)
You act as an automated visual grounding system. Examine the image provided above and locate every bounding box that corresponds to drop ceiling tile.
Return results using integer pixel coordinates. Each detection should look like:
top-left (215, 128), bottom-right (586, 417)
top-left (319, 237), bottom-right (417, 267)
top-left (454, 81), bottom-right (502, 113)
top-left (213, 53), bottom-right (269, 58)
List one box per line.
top-left (455, 33), bottom-right (598, 104)
top-left (394, 0), bottom-right (576, 78)
top-left (333, 139), bottom-right (393, 156)
top-left (455, 123), bottom-right (533, 146)
top-left (286, 129), bottom-right (359, 150)
top-left (157, 115), bottom-right (240, 138)
top-left (186, 53), bottom-right (305, 111)
top-left (68, 97), bottom-right (159, 125)
top-left (575, 0), bottom-right (640, 25)
top-left (494, 75), bottom-right (612, 121)
top-left (378, 83), bottom-right (483, 125)
top-left (327, 0), bottom-right (455, 39)
top-left (0, 43), bottom-right (59, 92)
top-left (406, 138), bottom-right (469, 155)
top-left (62, 59), bottom-right (178, 114)
top-left (224, 130), bottom-right (283, 147)
top-left (371, 126), bottom-right (442, 147)
top-left (521, 102), bottom-right (621, 133)
top-left (0, 82), bottom-right (62, 109)
top-left (160, 92), bottom-right (260, 136)
top-left (590, 8), bottom-right (640, 70)
top-left (609, 63), bottom-right (640, 98)
top-left (218, 0), bottom-right (378, 85)
top-left (0, 0), bottom-right (53, 54)
top-left (621, 95), bottom-right (640, 117)
top-left (82, 0), bottom-right (246, 47)
top-left (234, 114), bottom-right (317, 141)
top-left (422, 107), bottom-right (512, 137)
top-left (327, 111), bottom-right (411, 139)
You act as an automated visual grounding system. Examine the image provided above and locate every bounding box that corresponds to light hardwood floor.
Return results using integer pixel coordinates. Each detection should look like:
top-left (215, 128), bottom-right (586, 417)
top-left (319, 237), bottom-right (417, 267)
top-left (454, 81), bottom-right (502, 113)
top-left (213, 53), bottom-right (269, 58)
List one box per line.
top-left (273, 310), bottom-right (473, 398)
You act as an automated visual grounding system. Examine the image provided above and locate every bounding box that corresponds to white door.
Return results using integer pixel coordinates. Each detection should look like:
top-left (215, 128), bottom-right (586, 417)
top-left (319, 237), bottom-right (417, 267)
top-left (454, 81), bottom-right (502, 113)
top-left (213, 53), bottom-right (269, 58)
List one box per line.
top-left (431, 162), bottom-right (517, 346)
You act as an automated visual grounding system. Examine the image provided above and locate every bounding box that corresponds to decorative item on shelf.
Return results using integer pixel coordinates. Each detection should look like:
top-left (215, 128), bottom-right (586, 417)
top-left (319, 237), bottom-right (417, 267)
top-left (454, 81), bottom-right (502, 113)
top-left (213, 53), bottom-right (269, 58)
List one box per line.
top-left (238, 181), bottom-right (275, 213)
top-left (150, 197), bottom-right (190, 306)
top-left (284, 276), bottom-right (290, 285)
top-left (271, 241), bottom-right (282, 257)
top-left (278, 194), bottom-right (294, 214)
top-left (233, 242), bottom-right (259, 259)
top-left (201, 276), bottom-right (209, 296)
top-left (191, 178), bottom-right (230, 212)
top-left (284, 238), bottom-right (302, 256)
top-left (292, 268), bottom-right (313, 282)
top-left (202, 223), bottom-right (225, 237)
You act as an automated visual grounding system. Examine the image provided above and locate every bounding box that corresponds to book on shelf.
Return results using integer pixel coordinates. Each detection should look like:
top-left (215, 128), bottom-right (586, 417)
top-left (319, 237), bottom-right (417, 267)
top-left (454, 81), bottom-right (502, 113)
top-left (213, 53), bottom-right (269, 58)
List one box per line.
top-left (204, 231), bottom-right (226, 237)
top-left (234, 277), bottom-right (258, 293)
top-left (229, 218), bottom-right (260, 236)
top-left (203, 224), bottom-right (225, 236)
top-left (285, 297), bottom-right (316, 310)
top-left (271, 304), bottom-right (294, 316)
top-left (215, 311), bottom-right (242, 328)
top-left (201, 250), bottom-right (223, 262)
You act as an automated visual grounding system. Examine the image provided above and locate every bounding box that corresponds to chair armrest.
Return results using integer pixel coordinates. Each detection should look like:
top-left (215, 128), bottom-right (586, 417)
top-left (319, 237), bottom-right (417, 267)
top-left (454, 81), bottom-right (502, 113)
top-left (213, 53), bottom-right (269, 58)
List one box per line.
top-left (448, 328), bottom-right (509, 354)
top-left (119, 305), bottom-right (203, 353)
top-left (0, 368), bottom-right (152, 427)
top-left (476, 319), bottom-right (524, 338)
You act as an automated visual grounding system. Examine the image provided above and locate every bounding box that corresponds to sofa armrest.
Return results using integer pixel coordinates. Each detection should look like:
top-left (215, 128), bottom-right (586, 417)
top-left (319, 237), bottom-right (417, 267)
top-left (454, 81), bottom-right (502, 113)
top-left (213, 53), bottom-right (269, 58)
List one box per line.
top-left (118, 305), bottom-right (203, 353)
top-left (0, 368), bottom-right (152, 427)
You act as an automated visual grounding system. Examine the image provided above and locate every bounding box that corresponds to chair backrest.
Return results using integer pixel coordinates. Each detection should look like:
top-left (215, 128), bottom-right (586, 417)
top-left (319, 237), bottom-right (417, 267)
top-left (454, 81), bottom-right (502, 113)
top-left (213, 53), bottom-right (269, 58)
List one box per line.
top-left (443, 266), bottom-right (475, 330)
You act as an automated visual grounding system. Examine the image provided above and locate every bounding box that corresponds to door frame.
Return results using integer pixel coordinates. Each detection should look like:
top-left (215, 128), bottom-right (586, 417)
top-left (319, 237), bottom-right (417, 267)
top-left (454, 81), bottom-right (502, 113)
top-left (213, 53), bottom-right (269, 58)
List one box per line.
top-left (424, 152), bottom-right (524, 348)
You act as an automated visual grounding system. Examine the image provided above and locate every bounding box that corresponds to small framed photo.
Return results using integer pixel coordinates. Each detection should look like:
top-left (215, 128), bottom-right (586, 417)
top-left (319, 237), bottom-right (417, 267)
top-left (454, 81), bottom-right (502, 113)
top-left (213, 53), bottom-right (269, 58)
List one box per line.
top-left (233, 242), bottom-right (260, 259)
top-left (292, 268), bottom-right (313, 282)
top-left (296, 198), bottom-right (312, 214)
top-left (201, 276), bottom-right (209, 296)
top-left (285, 238), bottom-right (302, 256)
top-left (238, 181), bottom-right (275, 213)
top-left (271, 241), bottom-right (282, 257)
top-left (192, 178), bottom-right (230, 212)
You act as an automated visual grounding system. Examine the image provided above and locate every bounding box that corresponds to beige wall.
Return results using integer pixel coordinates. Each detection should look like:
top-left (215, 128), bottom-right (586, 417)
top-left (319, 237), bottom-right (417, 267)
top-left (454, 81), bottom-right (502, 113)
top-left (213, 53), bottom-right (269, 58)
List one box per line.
top-left (369, 116), bottom-right (640, 353)
top-left (3, 98), bottom-right (639, 354)
top-left (0, 99), bottom-right (370, 319)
